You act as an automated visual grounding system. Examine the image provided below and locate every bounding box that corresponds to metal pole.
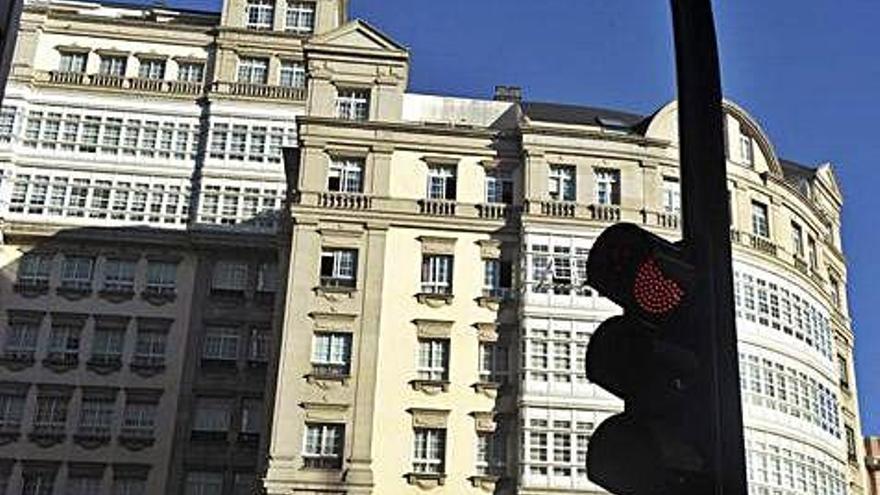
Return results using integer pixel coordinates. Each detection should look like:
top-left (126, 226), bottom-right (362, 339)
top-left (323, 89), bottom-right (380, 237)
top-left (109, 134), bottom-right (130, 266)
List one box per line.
top-left (670, 0), bottom-right (747, 493)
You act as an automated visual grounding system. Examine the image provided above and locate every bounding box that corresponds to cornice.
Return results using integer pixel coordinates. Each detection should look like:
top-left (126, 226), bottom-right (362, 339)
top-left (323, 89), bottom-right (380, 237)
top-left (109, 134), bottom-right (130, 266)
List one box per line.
top-left (520, 123), bottom-right (670, 148)
top-left (298, 116), bottom-right (502, 140)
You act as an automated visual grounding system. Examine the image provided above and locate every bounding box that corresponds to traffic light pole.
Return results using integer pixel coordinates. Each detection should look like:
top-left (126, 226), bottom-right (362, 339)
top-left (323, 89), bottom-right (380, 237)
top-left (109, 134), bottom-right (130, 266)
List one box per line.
top-left (671, 1), bottom-right (747, 494)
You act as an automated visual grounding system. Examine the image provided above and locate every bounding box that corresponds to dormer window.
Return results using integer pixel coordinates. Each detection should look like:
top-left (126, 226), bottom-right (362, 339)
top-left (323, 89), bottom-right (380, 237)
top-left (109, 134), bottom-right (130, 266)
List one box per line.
top-left (285, 1), bottom-right (316, 34)
top-left (246, 0), bottom-right (275, 29)
top-left (237, 57), bottom-right (269, 84)
top-left (335, 88), bottom-right (370, 121)
top-left (59, 51), bottom-right (87, 73)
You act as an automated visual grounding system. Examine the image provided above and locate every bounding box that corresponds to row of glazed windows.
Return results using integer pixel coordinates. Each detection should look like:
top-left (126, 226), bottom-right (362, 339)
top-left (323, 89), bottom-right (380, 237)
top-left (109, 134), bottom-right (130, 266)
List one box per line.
top-left (745, 436), bottom-right (847, 495)
top-left (15, 253), bottom-right (179, 294)
top-left (244, 0), bottom-right (315, 33)
top-left (0, 461), bottom-right (151, 495)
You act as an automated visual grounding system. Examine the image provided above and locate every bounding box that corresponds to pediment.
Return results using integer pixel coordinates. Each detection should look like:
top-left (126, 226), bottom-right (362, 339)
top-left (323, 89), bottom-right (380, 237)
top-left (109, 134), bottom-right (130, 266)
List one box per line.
top-left (308, 19), bottom-right (408, 57)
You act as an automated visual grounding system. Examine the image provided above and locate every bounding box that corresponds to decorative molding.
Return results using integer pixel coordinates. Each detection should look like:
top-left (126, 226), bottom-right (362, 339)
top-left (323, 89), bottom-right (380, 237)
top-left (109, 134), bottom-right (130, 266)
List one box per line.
top-left (416, 293), bottom-right (454, 308)
top-left (55, 44), bottom-right (90, 53)
top-left (473, 323), bottom-right (498, 342)
top-left (405, 472), bottom-right (446, 488)
top-left (407, 408), bottom-right (449, 429)
top-left (472, 382), bottom-right (500, 398)
top-left (134, 51), bottom-right (168, 60)
top-left (469, 475), bottom-right (501, 491)
top-left (95, 48), bottom-right (131, 57)
top-left (310, 312), bottom-right (357, 331)
top-left (420, 154), bottom-right (460, 166)
top-left (412, 319), bottom-right (453, 339)
top-left (476, 239), bottom-right (501, 259)
top-left (301, 402), bottom-right (349, 422)
top-left (418, 236), bottom-right (456, 255)
top-left (471, 411), bottom-right (497, 433)
top-left (409, 379), bottom-right (449, 395)
top-left (314, 286), bottom-right (357, 301)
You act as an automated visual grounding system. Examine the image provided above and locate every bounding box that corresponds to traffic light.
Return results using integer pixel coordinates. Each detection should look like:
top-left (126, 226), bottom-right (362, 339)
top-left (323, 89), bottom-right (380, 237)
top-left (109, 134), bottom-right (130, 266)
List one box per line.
top-left (585, 223), bottom-right (712, 495)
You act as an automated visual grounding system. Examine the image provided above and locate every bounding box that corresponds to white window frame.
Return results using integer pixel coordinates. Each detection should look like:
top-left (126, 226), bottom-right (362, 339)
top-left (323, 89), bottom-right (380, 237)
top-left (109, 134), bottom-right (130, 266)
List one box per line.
top-left (426, 165), bottom-right (456, 200)
top-left (99, 55), bottom-right (127, 77)
top-left (421, 255), bottom-right (453, 295)
top-left (122, 401), bottom-right (156, 438)
top-left (77, 398), bottom-right (114, 435)
top-left (485, 172), bottom-right (513, 204)
top-left (133, 330), bottom-right (166, 367)
top-left (192, 398), bottom-right (231, 432)
top-left (335, 88), bottom-right (370, 121)
top-left (328, 158), bottom-right (364, 193)
top-left (237, 57), bottom-right (269, 84)
top-left (17, 253), bottom-right (51, 286)
top-left (662, 176), bottom-right (681, 214)
top-left (60, 255), bottom-right (94, 290)
top-left (245, 0), bottom-right (275, 29)
top-left (594, 168), bottom-right (621, 206)
top-left (302, 422), bottom-right (344, 469)
top-left (478, 342), bottom-right (509, 384)
top-left (137, 58), bottom-right (165, 80)
top-left (202, 327), bottom-right (240, 361)
top-left (91, 327), bottom-right (124, 360)
top-left (59, 51), bottom-right (87, 73)
top-left (285, 1), bottom-right (316, 33)
top-left (311, 332), bottom-right (352, 376)
top-left (548, 165), bottom-right (575, 202)
top-left (319, 249), bottom-right (357, 288)
top-left (177, 62), bottom-right (205, 83)
top-left (146, 261), bottom-right (177, 293)
top-left (279, 61), bottom-right (306, 88)
top-left (413, 428), bottom-right (446, 474)
top-left (417, 338), bottom-right (449, 382)
top-left (212, 260), bottom-right (248, 292)
top-left (752, 201), bottom-right (770, 238)
top-left (103, 258), bottom-right (135, 291)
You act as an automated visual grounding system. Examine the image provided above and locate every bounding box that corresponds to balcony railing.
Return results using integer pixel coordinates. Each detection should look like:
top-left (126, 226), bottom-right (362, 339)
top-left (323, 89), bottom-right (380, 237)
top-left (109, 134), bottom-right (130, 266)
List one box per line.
top-left (749, 235), bottom-right (778, 257)
top-left (590, 204), bottom-right (621, 222)
top-left (318, 192), bottom-right (373, 210)
top-left (538, 200), bottom-right (576, 218)
top-left (43, 71), bottom-right (204, 96)
top-left (213, 81), bottom-right (306, 101)
top-left (476, 202), bottom-right (511, 220)
top-left (419, 199), bottom-right (457, 217)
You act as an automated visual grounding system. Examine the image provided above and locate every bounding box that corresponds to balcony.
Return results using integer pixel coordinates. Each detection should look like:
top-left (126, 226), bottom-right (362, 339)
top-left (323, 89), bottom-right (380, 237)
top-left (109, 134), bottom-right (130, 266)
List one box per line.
top-left (42, 71), bottom-right (204, 96)
top-left (212, 81), bottom-right (306, 101)
top-left (476, 203), bottom-right (512, 220)
top-left (749, 235), bottom-right (778, 257)
top-left (590, 203), bottom-right (621, 222)
top-left (537, 200), bottom-right (576, 218)
top-left (303, 455), bottom-right (343, 470)
top-left (318, 192), bottom-right (373, 210)
top-left (419, 199), bottom-right (457, 217)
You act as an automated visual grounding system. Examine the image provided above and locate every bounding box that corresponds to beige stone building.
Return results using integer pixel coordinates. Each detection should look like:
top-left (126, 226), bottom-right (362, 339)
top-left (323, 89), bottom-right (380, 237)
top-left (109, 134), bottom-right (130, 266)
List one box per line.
top-left (867, 437), bottom-right (880, 495)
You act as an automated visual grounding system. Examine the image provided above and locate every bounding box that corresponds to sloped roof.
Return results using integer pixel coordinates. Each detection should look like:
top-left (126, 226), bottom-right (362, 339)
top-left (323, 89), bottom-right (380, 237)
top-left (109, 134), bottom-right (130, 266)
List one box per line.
top-left (521, 101), bottom-right (647, 130)
top-left (779, 158), bottom-right (816, 195)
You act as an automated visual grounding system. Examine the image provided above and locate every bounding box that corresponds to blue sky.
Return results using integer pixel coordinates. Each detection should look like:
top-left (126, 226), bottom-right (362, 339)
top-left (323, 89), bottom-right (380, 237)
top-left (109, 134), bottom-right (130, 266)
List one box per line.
top-left (163, 0), bottom-right (879, 433)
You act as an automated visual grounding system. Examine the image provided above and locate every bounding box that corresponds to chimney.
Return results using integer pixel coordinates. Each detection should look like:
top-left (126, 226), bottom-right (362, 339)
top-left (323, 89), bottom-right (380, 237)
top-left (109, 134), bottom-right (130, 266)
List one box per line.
top-left (494, 85), bottom-right (522, 103)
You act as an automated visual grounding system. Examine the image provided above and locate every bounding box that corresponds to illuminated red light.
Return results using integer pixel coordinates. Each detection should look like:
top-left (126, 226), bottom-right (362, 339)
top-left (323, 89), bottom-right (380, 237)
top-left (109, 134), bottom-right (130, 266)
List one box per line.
top-left (632, 257), bottom-right (684, 315)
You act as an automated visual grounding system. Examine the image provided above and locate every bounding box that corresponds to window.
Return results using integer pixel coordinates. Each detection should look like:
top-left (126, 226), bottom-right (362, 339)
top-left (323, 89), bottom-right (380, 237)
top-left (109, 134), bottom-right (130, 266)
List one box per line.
top-left (3, 321), bottom-right (39, 358)
top-left (17, 253), bottom-right (51, 287)
top-left (193, 398), bottom-right (230, 432)
top-left (91, 326), bottom-right (124, 363)
top-left (838, 354), bottom-right (850, 390)
top-left (311, 332), bottom-right (352, 376)
top-left (137, 58), bottom-right (165, 79)
top-left (279, 61), bottom-right (306, 88)
top-left (247, 328), bottom-right (270, 363)
top-left (417, 339), bottom-right (449, 381)
top-left (59, 51), bottom-right (87, 73)
top-left (421, 255), bottom-right (453, 295)
top-left (77, 398), bottom-right (114, 436)
top-left (548, 165), bottom-right (575, 201)
top-left (662, 177), bottom-right (680, 214)
top-left (751, 201), bottom-right (770, 238)
top-left (212, 260), bottom-right (248, 293)
top-left (203, 327), bottom-right (240, 361)
top-left (485, 172), bottom-right (513, 204)
top-left (335, 88), bottom-right (370, 121)
top-left (240, 398), bottom-right (263, 436)
top-left (133, 330), bottom-right (166, 367)
top-left (791, 222), bottom-right (804, 258)
top-left (113, 477), bottom-right (146, 495)
top-left (103, 259), bottom-right (136, 292)
top-left (830, 276), bottom-right (842, 309)
top-left (177, 62), bottom-right (205, 83)
top-left (328, 158), bottom-right (364, 193)
top-left (595, 168), bottom-right (621, 205)
top-left (66, 474), bottom-right (102, 495)
top-left (99, 56), bottom-right (127, 77)
top-left (257, 262), bottom-right (279, 293)
top-left (807, 235), bottom-right (818, 269)
top-left (0, 394), bottom-right (25, 431)
top-left (413, 428), bottom-right (446, 474)
top-left (237, 57), bottom-right (269, 84)
top-left (33, 394), bottom-right (69, 432)
top-left (146, 261), bottom-right (176, 294)
top-left (0, 106), bottom-right (15, 142)
top-left (48, 323), bottom-right (81, 361)
top-left (845, 425), bottom-right (857, 463)
top-left (21, 468), bottom-right (57, 495)
top-left (479, 342), bottom-right (509, 385)
top-left (232, 474), bottom-right (254, 495)
top-left (286, 1), bottom-right (316, 33)
top-left (740, 133), bottom-right (754, 166)
top-left (319, 249), bottom-right (357, 288)
top-left (185, 471), bottom-right (223, 495)
top-left (303, 423), bottom-right (344, 469)
top-left (245, 0), bottom-right (274, 29)
top-left (483, 259), bottom-right (512, 298)
top-left (426, 165), bottom-right (457, 200)
top-left (476, 430), bottom-right (507, 476)
top-left (60, 256), bottom-right (94, 290)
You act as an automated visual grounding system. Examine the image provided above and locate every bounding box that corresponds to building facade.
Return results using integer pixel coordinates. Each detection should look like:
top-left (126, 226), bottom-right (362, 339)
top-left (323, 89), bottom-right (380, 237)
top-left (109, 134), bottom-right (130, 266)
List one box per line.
top-left (867, 437), bottom-right (880, 495)
top-left (0, 0), bottom-right (869, 495)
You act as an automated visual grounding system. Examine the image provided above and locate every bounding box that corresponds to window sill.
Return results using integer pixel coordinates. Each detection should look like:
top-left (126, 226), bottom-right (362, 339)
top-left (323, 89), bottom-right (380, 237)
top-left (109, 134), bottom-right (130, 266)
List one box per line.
top-left (42, 355), bottom-right (79, 372)
top-left (0, 430), bottom-right (20, 445)
top-left (305, 373), bottom-right (350, 385)
top-left (141, 289), bottom-right (177, 305)
top-left (56, 286), bottom-right (93, 301)
top-left (13, 281), bottom-right (49, 297)
top-left (472, 381), bottom-right (504, 398)
top-left (200, 358), bottom-right (239, 371)
top-left (409, 379), bottom-right (449, 395)
top-left (29, 429), bottom-right (66, 447)
top-left (475, 293), bottom-right (513, 310)
top-left (0, 352), bottom-right (36, 371)
top-left (129, 361), bottom-right (165, 377)
top-left (416, 293), bottom-right (453, 308)
top-left (118, 434), bottom-right (155, 451)
top-left (237, 432), bottom-right (260, 445)
top-left (405, 472), bottom-right (446, 488)
top-left (469, 474), bottom-right (503, 491)
top-left (73, 431), bottom-right (111, 449)
top-left (190, 430), bottom-right (228, 442)
top-left (98, 287), bottom-right (135, 302)
top-left (86, 356), bottom-right (123, 374)
top-left (314, 285), bottom-right (357, 300)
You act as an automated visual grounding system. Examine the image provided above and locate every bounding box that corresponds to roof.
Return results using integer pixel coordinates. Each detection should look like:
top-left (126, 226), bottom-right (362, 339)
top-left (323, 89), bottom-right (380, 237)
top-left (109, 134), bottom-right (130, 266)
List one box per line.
top-left (779, 158), bottom-right (816, 194)
top-left (521, 101), bottom-right (647, 130)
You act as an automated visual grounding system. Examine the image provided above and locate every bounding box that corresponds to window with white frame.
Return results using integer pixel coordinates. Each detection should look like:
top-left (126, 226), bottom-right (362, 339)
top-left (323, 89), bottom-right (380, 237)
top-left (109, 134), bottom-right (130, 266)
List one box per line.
top-left (137, 58), bottom-right (165, 79)
top-left (417, 338), bottom-right (449, 382)
top-left (319, 249), bottom-right (357, 288)
top-left (328, 158), bottom-right (364, 193)
top-left (413, 428), bottom-right (446, 474)
top-left (838, 354), bottom-right (850, 390)
top-left (476, 429), bottom-right (507, 476)
top-left (177, 62), bottom-right (205, 83)
top-left (0, 106), bottom-right (15, 142)
top-left (595, 168), bottom-right (621, 205)
top-left (99, 55), bottom-right (127, 77)
top-left (303, 422), bottom-right (344, 469)
top-left (527, 243), bottom-right (591, 297)
top-left (77, 398), bottom-right (114, 435)
top-left (483, 259), bottom-right (512, 298)
top-left (662, 176), bottom-right (680, 214)
top-left (791, 222), bottom-right (805, 258)
top-left (91, 326), bottom-right (125, 362)
top-left (256, 262), bottom-right (279, 293)
top-left (740, 133), bottom-right (754, 166)
top-left (133, 330), bottom-right (166, 367)
top-left (103, 258), bottom-right (136, 292)
top-left (185, 471), bottom-right (223, 495)
top-left (237, 57), bottom-right (269, 84)
top-left (421, 255), bottom-right (453, 295)
top-left (245, 0), bottom-right (274, 29)
top-left (59, 51), bottom-right (87, 73)
top-left (335, 88), bottom-right (370, 121)
top-left (47, 322), bottom-right (81, 360)
top-left (60, 255), bottom-right (94, 290)
top-left (3, 320), bottom-right (39, 358)
top-left (212, 260), bottom-right (248, 292)
top-left (485, 171), bottom-right (513, 204)
top-left (311, 332), bottom-right (352, 376)
top-left (521, 414), bottom-right (592, 482)
top-left (113, 476), bottom-right (146, 495)
top-left (548, 165), bottom-right (575, 201)
top-left (744, 437), bottom-right (847, 495)
top-left (523, 322), bottom-right (590, 385)
top-left (751, 201), bottom-right (770, 238)
top-left (807, 235), bottom-right (818, 269)
top-left (478, 342), bottom-right (508, 385)
top-left (829, 275), bottom-right (843, 309)
top-left (0, 394), bottom-right (25, 431)
top-left (192, 398), bottom-right (231, 432)
top-left (122, 401), bottom-right (156, 438)
top-left (146, 261), bottom-right (177, 294)
top-left (202, 327), bottom-right (240, 361)
top-left (426, 164), bottom-right (457, 200)
top-left (33, 393), bottom-right (69, 432)
top-left (279, 61), bottom-right (306, 88)
top-left (285, 1), bottom-right (315, 33)
top-left (208, 123), bottom-right (292, 163)
top-left (247, 328), bottom-right (270, 362)
top-left (17, 252), bottom-right (51, 287)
